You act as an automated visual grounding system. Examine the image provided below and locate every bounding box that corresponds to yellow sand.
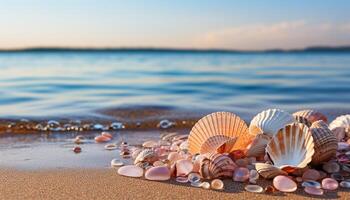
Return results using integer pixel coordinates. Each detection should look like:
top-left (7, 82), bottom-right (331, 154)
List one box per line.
top-left (0, 168), bottom-right (348, 200)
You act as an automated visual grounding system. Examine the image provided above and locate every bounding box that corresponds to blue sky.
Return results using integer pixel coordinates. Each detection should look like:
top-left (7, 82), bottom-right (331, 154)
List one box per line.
top-left (1, 0), bottom-right (350, 49)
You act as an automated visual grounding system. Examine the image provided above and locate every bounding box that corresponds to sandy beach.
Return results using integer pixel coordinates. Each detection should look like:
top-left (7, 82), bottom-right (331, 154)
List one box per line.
top-left (0, 168), bottom-right (348, 200)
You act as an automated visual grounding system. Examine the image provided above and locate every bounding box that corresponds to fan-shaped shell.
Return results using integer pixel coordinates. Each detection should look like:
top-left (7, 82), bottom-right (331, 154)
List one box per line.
top-left (310, 120), bottom-right (337, 165)
top-left (249, 109), bottom-right (295, 137)
top-left (199, 153), bottom-right (237, 179)
top-left (294, 115), bottom-right (312, 127)
top-left (188, 112), bottom-right (253, 155)
top-left (329, 114), bottom-right (350, 141)
top-left (255, 163), bottom-right (288, 179)
top-left (266, 123), bottom-right (314, 170)
top-left (246, 134), bottom-right (271, 157)
top-left (134, 149), bottom-right (158, 165)
top-left (293, 110), bottom-right (328, 124)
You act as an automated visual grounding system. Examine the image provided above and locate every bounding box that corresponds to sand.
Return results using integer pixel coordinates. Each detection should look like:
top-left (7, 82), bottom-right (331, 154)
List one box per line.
top-left (0, 168), bottom-right (348, 200)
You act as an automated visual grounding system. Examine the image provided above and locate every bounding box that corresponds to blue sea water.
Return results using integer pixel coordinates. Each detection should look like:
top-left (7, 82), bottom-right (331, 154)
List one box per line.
top-left (0, 51), bottom-right (349, 119)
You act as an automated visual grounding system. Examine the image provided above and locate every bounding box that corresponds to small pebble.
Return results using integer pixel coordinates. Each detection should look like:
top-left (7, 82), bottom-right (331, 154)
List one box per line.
top-left (175, 176), bottom-right (189, 183)
top-left (111, 159), bottom-right (124, 167)
top-left (73, 146), bottom-right (81, 153)
top-left (304, 186), bottom-right (324, 196)
top-left (340, 180), bottom-right (350, 188)
top-left (211, 179), bottom-right (224, 190)
top-left (301, 180), bottom-right (321, 188)
top-left (200, 182), bottom-right (210, 189)
top-left (322, 178), bottom-right (339, 190)
top-left (245, 185), bottom-right (263, 193)
top-left (323, 162), bottom-right (340, 173)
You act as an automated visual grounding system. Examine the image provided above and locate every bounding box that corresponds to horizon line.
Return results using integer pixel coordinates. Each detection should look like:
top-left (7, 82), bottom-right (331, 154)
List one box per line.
top-left (1, 45), bottom-right (350, 53)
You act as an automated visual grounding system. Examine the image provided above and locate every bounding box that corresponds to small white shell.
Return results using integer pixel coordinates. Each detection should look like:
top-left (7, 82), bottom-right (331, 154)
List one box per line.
top-left (266, 123), bottom-right (314, 170)
top-left (249, 109), bottom-right (295, 137)
top-left (329, 114), bottom-right (350, 141)
top-left (134, 149), bottom-right (158, 165)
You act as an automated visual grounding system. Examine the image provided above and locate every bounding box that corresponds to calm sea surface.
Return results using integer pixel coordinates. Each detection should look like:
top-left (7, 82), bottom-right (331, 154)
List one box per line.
top-left (0, 51), bottom-right (349, 119)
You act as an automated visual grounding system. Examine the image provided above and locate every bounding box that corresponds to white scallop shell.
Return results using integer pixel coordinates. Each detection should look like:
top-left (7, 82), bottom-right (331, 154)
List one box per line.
top-left (188, 112), bottom-right (253, 155)
top-left (266, 123), bottom-right (314, 170)
top-left (249, 109), bottom-right (295, 137)
top-left (329, 114), bottom-right (350, 141)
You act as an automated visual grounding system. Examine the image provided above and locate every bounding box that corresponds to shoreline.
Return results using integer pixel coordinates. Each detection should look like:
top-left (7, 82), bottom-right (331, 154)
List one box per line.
top-left (0, 168), bottom-right (346, 200)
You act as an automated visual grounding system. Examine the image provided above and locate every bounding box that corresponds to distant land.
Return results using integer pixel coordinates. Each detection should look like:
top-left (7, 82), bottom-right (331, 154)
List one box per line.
top-left (0, 46), bottom-right (350, 53)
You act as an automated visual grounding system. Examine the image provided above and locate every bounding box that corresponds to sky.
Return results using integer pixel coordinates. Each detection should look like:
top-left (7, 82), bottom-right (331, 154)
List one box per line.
top-left (1, 0), bottom-right (350, 50)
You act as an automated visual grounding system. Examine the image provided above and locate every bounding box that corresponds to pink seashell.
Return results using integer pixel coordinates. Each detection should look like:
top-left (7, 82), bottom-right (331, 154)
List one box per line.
top-left (233, 167), bottom-right (250, 182)
top-left (117, 165), bottom-right (143, 178)
top-left (176, 159), bottom-right (193, 177)
top-left (101, 132), bottom-right (113, 139)
top-left (302, 169), bottom-right (321, 181)
top-left (321, 178), bottom-right (339, 190)
top-left (145, 166), bottom-right (171, 181)
top-left (167, 152), bottom-right (183, 163)
top-left (304, 186), bottom-right (324, 196)
top-left (143, 140), bottom-right (159, 148)
top-left (94, 135), bottom-right (111, 143)
top-left (273, 175), bottom-right (297, 192)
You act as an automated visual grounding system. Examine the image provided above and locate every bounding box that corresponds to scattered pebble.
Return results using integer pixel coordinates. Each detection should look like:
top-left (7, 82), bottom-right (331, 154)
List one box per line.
top-left (73, 146), bottom-right (81, 153)
top-left (245, 185), bottom-right (263, 193)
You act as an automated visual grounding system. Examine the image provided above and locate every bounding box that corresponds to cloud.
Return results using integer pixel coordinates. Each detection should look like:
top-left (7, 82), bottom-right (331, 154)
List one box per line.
top-left (193, 21), bottom-right (350, 50)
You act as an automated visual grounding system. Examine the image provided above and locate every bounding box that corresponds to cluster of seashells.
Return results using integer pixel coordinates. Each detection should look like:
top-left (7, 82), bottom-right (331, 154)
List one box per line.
top-left (115, 109), bottom-right (350, 195)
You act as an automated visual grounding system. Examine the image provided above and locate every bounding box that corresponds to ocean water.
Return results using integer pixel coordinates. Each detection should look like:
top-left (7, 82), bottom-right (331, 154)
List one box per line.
top-left (0, 51), bottom-right (350, 120)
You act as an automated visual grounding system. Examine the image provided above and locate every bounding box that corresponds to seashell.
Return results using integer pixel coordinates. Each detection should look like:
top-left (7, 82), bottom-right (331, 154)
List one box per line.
top-left (321, 178), bottom-right (338, 190)
top-left (175, 176), bottom-right (188, 183)
top-left (246, 134), bottom-right (270, 157)
top-left (188, 112), bottom-right (254, 155)
top-left (131, 148), bottom-right (142, 159)
top-left (199, 153), bottom-right (237, 179)
top-left (104, 143), bottom-right (117, 150)
top-left (145, 166), bottom-right (171, 181)
top-left (293, 109), bottom-right (328, 124)
top-left (340, 180), bottom-right (350, 188)
top-left (111, 159), bottom-right (124, 167)
top-left (255, 163), bottom-right (287, 179)
top-left (249, 109), bottom-right (295, 137)
top-left (101, 132), bottom-right (113, 139)
top-left (190, 182), bottom-right (202, 188)
top-left (94, 135), bottom-right (111, 143)
top-left (329, 114), bottom-right (350, 141)
top-left (200, 182), bottom-right (210, 189)
top-left (172, 134), bottom-right (188, 142)
top-left (117, 165), bottom-right (143, 178)
top-left (233, 167), bottom-right (250, 182)
top-left (302, 169), bottom-right (320, 181)
top-left (245, 185), bottom-right (263, 193)
top-left (266, 123), bottom-right (314, 170)
top-left (176, 159), bottom-right (193, 177)
top-left (188, 173), bottom-right (201, 183)
top-left (264, 185), bottom-right (277, 194)
top-left (249, 170), bottom-right (259, 184)
top-left (304, 187), bottom-right (324, 196)
top-left (302, 180), bottom-right (321, 188)
top-left (211, 179), bottom-right (224, 190)
top-left (330, 173), bottom-right (344, 181)
top-left (142, 140), bottom-right (159, 148)
top-left (73, 146), bottom-right (81, 153)
top-left (273, 175), bottom-right (297, 192)
top-left (161, 132), bottom-right (178, 141)
top-left (294, 115), bottom-right (312, 127)
top-left (134, 149), bottom-right (159, 165)
top-left (322, 162), bottom-right (340, 173)
top-left (310, 120), bottom-right (337, 165)
top-left (179, 141), bottom-right (189, 151)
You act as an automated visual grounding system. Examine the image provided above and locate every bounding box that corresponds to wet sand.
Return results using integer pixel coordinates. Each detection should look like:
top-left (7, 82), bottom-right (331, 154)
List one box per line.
top-left (0, 168), bottom-right (348, 200)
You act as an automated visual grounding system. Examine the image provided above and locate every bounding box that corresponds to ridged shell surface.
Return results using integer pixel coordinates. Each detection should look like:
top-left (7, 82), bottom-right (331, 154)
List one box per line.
top-left (329, 114), bottom-right (350, 141)
top-left (188, 112), bottom-right (253, 155)
top-left (249, 109), bottom-right (295, 137)
top-left (310, 120), bottom-right (337, 165)
top-left (199, 153), bottom-right (237, 179)
top-left (293, 110), bottom-right (328, 124)
top-left (255, 163), bottom-right (288, 179)
top-left (134, 149), bottom-right (158, 165)
top-left (246, 134), bottom-right (271, 157)
top-left (266, 123), bottom-right (314, 169)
